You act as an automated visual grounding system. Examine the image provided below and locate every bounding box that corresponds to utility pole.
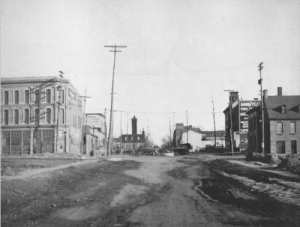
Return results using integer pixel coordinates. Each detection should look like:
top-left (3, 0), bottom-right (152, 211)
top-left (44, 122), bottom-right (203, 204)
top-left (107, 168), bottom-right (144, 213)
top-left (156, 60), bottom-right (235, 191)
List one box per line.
top-left (224, 90), bottom-right (235, 157)
top-left (120, 111), bottom-right (123, 137)
top-left (146, 119), bottom-right (149, 146)
top-left (172, 112), bottom-right (176, 147)
top-left (258, 62), bottom-right (264, 155)
top-left (212, 96), bottom-right (216, 147)
top-left (105, 45), bottom-right (127, 157)
top-left (169, 118), bottom-right (172, 148)
top-left (186, 110), bottom-right (189, 143)
top-left (55, 71), bottom-right (65, 153)
top-left (79, 88), bottom-right (91, 154)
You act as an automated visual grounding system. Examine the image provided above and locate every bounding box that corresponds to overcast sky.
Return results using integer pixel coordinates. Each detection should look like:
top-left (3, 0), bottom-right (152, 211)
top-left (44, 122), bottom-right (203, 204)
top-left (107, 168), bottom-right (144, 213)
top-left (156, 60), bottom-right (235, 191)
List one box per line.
top-left (2, 0), bottom-right (300, 145)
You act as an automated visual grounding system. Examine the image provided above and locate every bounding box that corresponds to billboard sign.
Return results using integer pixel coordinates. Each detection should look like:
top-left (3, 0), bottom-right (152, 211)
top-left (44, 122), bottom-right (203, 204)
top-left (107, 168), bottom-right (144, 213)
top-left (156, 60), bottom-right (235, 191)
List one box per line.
top-left (86, 114), bottom-right (105, 130)
top-left (240, 101), bottom-right (260, 133)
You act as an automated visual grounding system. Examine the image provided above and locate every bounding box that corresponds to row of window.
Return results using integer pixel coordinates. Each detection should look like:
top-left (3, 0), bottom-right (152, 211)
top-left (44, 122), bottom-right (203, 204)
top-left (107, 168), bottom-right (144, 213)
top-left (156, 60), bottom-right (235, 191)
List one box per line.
top-left (276, 140), bottom-right (297, 154)
top-left (2, 108), bottom-right (65, 125)
top-left (276, 122), bottom-right (296, 134)
top-left (3, 89), bottom-right (64, 105)
top-left (124, 136), bottom-right (141, 141)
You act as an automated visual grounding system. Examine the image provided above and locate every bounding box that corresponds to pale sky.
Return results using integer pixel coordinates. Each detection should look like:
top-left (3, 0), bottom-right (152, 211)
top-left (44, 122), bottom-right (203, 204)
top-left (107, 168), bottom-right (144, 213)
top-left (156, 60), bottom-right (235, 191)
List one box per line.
top-left (1, 0), bottom-right (300, 145)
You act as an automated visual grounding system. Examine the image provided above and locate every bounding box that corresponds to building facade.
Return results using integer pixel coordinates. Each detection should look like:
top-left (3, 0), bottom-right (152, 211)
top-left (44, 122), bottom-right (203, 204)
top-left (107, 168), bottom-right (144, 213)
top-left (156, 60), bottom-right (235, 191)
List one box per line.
top-left (247, 88), bottom-right (300, 154)
top-left (86, 113), bottom-right (107, 150)
top-left (121, 116), bottom-right (145, 150)
top-left (223, 91), bottom-right (260, 151)
top-left (1, 77), bottom-right (83, 155)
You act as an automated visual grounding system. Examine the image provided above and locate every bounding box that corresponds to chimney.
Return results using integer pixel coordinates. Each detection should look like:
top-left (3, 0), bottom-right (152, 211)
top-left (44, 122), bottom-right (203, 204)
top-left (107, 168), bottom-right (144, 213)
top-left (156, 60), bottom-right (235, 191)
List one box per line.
top-left (278, 87), bottom-right (282, 96)
top-left (263, 90), bottom-right (268, 99)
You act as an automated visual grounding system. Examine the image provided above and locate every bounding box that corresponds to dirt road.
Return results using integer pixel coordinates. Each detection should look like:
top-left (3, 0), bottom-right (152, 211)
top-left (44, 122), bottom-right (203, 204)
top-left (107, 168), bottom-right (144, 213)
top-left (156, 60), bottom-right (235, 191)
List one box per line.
top-left (2, 154), bottom-right (300, 227)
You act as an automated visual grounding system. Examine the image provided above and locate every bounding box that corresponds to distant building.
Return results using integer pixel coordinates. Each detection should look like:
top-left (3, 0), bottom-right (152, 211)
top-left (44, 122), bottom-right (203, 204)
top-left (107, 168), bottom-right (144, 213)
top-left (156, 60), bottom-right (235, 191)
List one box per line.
top-left (1, 77), bottom-right (83, 154)
top-left (223, 92), bottom-right (260, 151)
top-left (121, 116), bottom-right (145, 150)
top-left (173, 123), bottom-right (202, 147)
top-left (247, 87), bottom-right (300, 154)
top-left (86, 113), bottom-right (107, 149)
top-left (201, 131), bottom-right (226, 148)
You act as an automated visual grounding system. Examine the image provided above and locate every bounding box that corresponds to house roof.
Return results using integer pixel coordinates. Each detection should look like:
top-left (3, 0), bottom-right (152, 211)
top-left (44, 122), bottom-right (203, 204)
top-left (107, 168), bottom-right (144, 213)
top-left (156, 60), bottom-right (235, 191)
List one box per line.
top-left (265, 96), bottom-right (300, 120)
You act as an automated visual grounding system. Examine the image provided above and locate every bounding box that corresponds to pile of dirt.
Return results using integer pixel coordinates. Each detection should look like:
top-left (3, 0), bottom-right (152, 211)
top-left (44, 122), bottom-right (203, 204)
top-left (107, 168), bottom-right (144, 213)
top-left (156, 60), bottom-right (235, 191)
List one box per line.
top-left (277, 155), bottom-right (300, 174)
top-left (2, 166), bottom-right (16, 176)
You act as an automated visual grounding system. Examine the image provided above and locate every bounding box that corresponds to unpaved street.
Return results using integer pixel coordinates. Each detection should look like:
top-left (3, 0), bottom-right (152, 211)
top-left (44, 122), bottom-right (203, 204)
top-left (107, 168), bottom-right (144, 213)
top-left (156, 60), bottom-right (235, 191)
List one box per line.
top-left (2, 154), bottom-right (300, 227)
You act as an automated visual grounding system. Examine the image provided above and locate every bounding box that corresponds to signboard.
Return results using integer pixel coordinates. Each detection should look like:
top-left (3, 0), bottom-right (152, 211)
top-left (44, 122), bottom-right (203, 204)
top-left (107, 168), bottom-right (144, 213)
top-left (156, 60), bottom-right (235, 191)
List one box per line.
top-left (239, 101), bottom-right (260, 133)
top-left (86, 114), bottom-right (105, 130)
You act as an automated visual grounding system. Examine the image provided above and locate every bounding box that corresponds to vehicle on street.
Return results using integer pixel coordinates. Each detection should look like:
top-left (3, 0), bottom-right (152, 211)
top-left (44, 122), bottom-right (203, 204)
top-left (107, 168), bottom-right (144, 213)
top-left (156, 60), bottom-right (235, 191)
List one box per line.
top-left (137, 146), bottom-right (157, 155)
top-left (173, 143), bottom-right (192, 155)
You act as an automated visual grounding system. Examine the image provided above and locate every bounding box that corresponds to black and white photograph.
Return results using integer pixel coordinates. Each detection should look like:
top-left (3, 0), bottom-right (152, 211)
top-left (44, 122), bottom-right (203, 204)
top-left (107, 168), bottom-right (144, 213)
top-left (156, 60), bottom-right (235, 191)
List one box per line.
top-left (1, 0), bottom-right (300, 226)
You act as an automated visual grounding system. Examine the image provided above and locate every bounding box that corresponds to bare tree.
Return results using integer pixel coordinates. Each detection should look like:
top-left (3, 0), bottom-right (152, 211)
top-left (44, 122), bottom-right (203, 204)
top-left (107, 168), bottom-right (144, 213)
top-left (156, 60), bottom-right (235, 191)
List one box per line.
top-left (161, 135), bottom-right (172, 150)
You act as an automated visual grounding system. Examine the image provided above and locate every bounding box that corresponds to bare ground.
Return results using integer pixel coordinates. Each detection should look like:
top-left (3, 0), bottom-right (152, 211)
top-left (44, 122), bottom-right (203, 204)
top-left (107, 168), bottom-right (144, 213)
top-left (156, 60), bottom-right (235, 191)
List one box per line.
top-left (1, 154), bottom-right (300, 227)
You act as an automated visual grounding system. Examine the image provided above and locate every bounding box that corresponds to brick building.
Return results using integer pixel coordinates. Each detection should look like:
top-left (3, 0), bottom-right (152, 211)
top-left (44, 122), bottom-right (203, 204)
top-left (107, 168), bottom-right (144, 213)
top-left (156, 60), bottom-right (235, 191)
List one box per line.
top-left (121, 116), bottom-right (145, 150)
top-left (1, 77), bottom-right (83, 154)
top-left (247, 87), bottom-right (300, 154)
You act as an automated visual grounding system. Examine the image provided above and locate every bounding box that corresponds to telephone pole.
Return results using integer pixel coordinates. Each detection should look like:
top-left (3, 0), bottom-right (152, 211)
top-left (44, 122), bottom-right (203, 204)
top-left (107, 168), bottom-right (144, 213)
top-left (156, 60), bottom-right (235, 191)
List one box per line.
top-left (186, 110), bottom-right (189, 143)
top-left (258, 62), bottom-right (264, 155)
top-left (105, 45), bottom-right (127, 157)
top-left (79, 87), bottom-right (91, 154)
top-left (212, 96), bottom-right (216, 147)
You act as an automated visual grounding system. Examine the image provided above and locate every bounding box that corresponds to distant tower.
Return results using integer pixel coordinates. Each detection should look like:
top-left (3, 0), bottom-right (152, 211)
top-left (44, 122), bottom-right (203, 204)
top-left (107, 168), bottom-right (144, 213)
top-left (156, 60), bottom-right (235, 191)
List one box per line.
top-left (132, 116), bottom-right (137, 135)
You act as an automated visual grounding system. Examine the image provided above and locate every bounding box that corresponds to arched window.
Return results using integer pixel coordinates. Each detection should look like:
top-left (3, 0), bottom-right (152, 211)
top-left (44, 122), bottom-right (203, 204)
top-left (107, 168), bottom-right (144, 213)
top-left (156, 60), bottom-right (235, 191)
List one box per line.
top-left (25, 90), bottom-right (30, 104)
top-left (14, 109), bottom-right (19, 124)
top-left (4, 91), bottom-right (9, 105)
top-left (46, 89), bottom-right (51, 103)
top-left (60, 108), bottom-right (64, 124)
top-left (35, 108), bottom-right (40, 124)
top-left (15, 90), bottom-right (19, 104)
top-left (24, 109), bottom-right (30, 124)
top-left (60, 90), bottom-right (65, 104)
top-left (4, 110), bottom-right (9, 125)
top-left (46, 108), bottom-right (51, 124)
top-left (35, 90), bottom-right (40, 104)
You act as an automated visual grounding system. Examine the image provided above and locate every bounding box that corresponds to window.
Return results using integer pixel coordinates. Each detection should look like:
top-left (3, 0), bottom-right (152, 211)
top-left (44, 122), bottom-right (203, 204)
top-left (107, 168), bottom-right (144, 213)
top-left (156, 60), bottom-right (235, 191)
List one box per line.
top-left (60, 108), bottom-right (64, 124)
top-left (25, 90), bottom-right (30, 104)
top-left (290, 122), bottom-right (296, 134)
top-left (24, 109), bottom-right (29, 124)
top-left (15, 90), bottom-right (19, 104)
top-left (46, 108), bottom-right (51, 124)
top-left (281, 105), bottom-right (286, 114)
top-left (4, 110), bottom-right (9, 125)
top-left (35, 90), bottom-right (40, 104)
top-left (137, 136), bottom-right (140, 141)
top-left (125, 136), bottom-right (127, 141)
top-left (276, 141), bottom-right (285, 154)
top-left (291, 140), bottom-right (297, 154)
top-left (59, 90), bottom-right (65, 104)
top-left (277, 122), bottom-right (283, 134)
top-left (14, 109), bottom-right (19, 124)
top-left (35, 108), bottom-right (40, 124)
top-left (46, 89), bottom-right (51, 103)
top-left (4, 91), bottom-right (9, 104)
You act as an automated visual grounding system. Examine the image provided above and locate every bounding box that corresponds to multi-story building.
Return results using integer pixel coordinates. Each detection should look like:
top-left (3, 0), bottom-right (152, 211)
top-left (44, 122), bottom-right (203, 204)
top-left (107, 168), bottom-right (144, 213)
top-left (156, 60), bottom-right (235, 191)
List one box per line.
top-left (86, 113), bottom-right (107, 149)
top-left (247, 87), bottom-right (300, 154)
top-left (1, 76), bottom-right (83, 155)
top-left (121, 116), bottom-right (145, 150)
top-left (223, 91), bottom-right (260, 151)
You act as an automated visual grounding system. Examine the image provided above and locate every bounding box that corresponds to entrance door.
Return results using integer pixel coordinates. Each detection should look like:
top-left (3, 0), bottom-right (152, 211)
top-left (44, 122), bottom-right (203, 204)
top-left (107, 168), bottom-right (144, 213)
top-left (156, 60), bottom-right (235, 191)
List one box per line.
top-left (23, 131), bottom-right (30, 154)
top-left (2, 131), bottom-right (10, 155)
top-left (43, 130), bottom-right (54, 153)
top-left (33, 130), bottom-right (42, 153)
top-left (291, 140), bottom-right (297, 154)
top-left (11, 131), bottom-right (22, 155)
